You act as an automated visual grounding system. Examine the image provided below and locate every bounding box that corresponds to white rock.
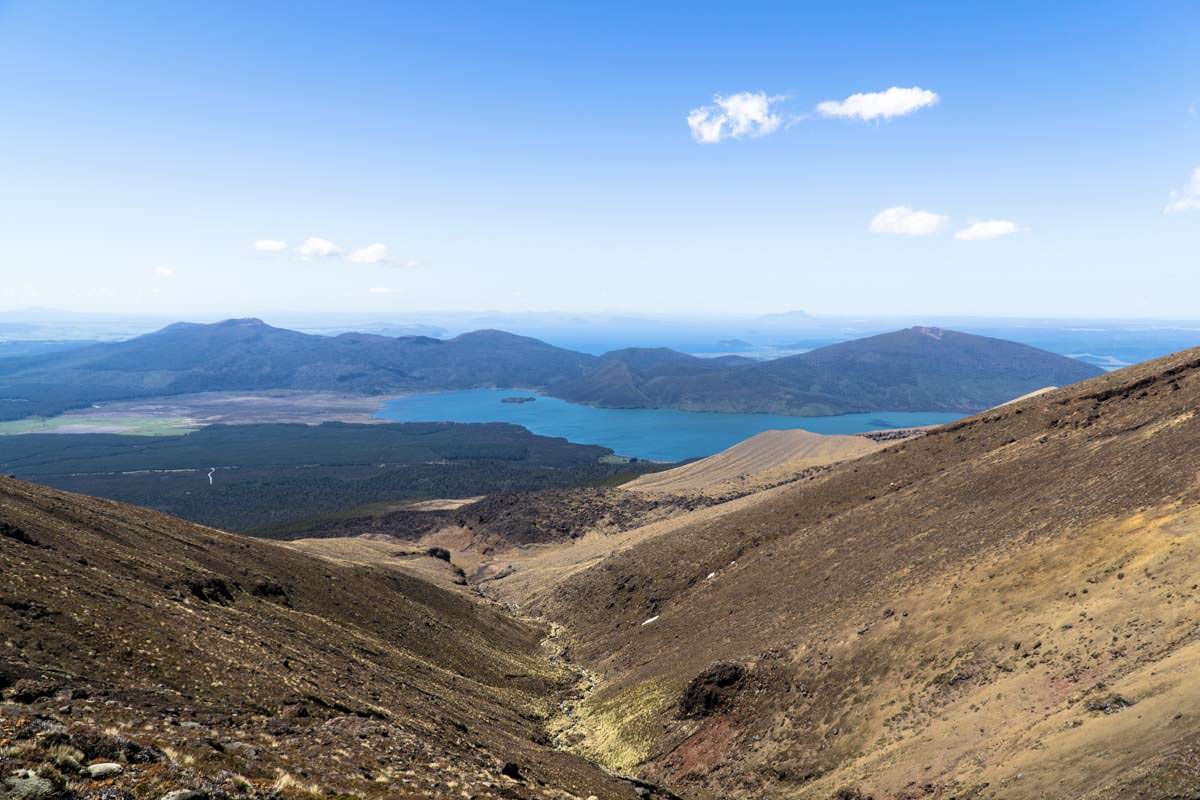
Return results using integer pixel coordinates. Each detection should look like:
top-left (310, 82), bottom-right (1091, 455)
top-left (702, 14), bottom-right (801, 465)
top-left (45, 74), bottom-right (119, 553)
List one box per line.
top-left (160, 791), bottom-right (207, 800)
top-left (86, 762), bottom-right (123, 779)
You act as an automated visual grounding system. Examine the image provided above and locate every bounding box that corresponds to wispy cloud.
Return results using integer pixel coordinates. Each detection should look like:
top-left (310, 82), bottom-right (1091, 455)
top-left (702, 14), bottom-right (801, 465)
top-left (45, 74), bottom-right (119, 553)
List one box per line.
top-left (295, 237), bottom-right (342, 259)
top-left (348, 243), bottom-right (389, 264)
top-left (817, 86), bottom-right (939, 121)
top-left (153, 265), bottom-right (175, 277)
top-left (368, 287), bottom-right (395, 294)
top-left (869, 205), bottom-right (947, 236)
top-left (1165, 167), bottom-right (1200, 213)
top-left (955, 220), bottom-right (1021, 241)
top-left (687, 91), bottom-right (784, 143)
top-left (258, 235), bottom-right (415, 266)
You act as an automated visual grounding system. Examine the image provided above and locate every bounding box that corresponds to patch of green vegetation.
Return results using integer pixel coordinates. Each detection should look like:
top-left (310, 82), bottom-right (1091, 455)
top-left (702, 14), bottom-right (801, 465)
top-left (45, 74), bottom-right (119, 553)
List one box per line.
top-left (561, 677), bottom-right (676, 772)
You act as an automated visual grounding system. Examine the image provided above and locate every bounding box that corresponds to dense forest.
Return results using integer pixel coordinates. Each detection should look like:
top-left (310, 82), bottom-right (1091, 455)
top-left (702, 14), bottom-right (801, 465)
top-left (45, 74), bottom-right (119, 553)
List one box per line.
top-left (0, 421), bottom-right (663, 530)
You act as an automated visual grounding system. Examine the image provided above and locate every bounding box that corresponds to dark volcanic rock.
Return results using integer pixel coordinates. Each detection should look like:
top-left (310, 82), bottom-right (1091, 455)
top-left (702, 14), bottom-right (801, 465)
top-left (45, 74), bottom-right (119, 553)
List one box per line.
top-left (833, 789), bottom-right (874, 800)
top-left (72, 731), bottom-right (165, 764)
top-left (250, 580), bottom-right (289, 605)
top-left (678, 662), bottom-right (746, 719)
top-left (1085, 693), bottom-right (1136, 714)
top-left (0, 521), bottom-right (39, 546)
top-left (8, 677), bottom-right (59, 703)
top-left (186, 577), bottom-right (236, 606)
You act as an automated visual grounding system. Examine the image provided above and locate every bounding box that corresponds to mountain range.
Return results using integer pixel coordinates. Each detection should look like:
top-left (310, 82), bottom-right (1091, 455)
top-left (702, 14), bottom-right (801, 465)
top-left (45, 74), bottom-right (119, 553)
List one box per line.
top-left (0, 318), bottom-right (1102, 421)
top-left (547, 326), bottom-right (1102, 414)
top-left (0, 318), bottom-right (595, 420)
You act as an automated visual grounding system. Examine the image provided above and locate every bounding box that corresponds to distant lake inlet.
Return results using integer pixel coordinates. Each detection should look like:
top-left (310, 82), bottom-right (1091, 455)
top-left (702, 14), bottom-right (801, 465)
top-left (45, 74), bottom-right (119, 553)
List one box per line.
top-left (377, 389), bottom-right (962, 462)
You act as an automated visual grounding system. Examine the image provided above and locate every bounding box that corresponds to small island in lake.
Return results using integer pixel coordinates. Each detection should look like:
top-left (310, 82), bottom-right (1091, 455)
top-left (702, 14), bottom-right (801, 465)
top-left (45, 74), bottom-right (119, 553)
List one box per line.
top-left (500, 396), bottom-right (537, 404)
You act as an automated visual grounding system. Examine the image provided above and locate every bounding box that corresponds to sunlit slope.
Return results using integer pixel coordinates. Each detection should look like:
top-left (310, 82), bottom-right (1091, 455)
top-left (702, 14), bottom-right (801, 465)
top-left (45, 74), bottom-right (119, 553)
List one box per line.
top-left (538, 347), bottom-right (1200, 799)
top-left (624, 428), bottom-right (882, 496)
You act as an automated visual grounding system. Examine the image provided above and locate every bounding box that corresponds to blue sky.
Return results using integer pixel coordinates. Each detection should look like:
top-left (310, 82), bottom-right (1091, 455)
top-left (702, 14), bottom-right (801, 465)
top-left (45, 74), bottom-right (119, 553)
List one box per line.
top-left (0, 1), bottom-right (1197, 317)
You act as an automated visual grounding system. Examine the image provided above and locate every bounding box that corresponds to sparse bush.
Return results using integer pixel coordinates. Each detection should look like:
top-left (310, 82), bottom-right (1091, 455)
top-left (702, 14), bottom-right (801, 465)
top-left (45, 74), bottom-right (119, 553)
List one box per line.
top-left (271, 771), bottom-right (323, 798)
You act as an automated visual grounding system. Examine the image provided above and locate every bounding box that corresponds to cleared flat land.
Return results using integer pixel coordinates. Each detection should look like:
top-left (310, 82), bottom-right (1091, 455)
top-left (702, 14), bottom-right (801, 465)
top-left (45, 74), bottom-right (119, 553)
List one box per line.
top-left (0, 413), bottom-right (197, 435)
top-left (0, 390), bottom-right (399, 435)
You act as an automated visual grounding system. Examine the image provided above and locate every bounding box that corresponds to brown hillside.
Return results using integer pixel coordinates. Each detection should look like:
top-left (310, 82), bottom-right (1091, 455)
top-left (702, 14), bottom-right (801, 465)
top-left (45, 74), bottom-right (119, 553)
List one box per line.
top-left (0, 479), bottom-right (661, 800)
top-left (533, 347), bottom-right (1200, 799)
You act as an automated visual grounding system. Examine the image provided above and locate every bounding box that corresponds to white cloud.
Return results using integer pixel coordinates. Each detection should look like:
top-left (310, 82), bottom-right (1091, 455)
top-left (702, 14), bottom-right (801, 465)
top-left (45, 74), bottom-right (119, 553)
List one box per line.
top-left (955, 219), bottom-right (1021, 241)
top-left (817, 86), bottom-right (939, 121)
top-left (153, 265), bottom-right (175, 277)
top-left (869, 205), bottom-right (947, 236)
top-left (348, 243), bottom-right (388, 264)
top-left (253, 239), bottom-right (288, 252)
top-left (295, 237), bottom-right (341, 259)
top-left (687, 91), bottom-right (784, 143)
top-left (1165, 167), bottom-right (1200, 213)
top-left (368, 287), bottom-right (395, 294)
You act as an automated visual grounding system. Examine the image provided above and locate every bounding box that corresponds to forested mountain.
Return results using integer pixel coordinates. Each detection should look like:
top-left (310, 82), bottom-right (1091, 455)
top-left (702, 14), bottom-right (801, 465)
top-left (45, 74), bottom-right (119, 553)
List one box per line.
top-left (0, 320), bottom-right (1101, 420)
top-left (549, 326), bottom-right (1103, 414)
top-left (0, 318), bottom-right (596, 419)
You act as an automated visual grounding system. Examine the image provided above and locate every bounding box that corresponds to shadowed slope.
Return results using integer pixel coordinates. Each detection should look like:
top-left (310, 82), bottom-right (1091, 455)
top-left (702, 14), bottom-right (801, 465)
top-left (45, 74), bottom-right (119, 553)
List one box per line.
top-left (0, 478), bottom-right (654, 799)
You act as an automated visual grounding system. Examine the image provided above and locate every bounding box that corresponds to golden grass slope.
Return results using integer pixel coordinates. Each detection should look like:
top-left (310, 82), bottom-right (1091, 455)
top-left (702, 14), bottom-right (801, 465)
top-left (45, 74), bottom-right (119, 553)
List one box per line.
top-left (624, 428), bottom-right (882, 496)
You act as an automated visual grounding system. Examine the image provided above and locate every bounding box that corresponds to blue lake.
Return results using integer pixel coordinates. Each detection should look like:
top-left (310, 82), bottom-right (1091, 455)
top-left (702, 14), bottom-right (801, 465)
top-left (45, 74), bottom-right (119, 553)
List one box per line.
top-left (377, 389), bottom-right (962, 462)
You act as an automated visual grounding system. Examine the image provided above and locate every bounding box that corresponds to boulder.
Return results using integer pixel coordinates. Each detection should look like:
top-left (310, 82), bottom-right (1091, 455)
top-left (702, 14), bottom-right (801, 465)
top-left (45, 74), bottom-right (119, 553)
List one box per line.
top-left (678, 662), bottom-right (746, 719)
top-left (2, 770), bottom-right (56, 800)
top-left (160, 791), bottom-right (207, 800)
top-left (86, 762), bottom-right (124, 779)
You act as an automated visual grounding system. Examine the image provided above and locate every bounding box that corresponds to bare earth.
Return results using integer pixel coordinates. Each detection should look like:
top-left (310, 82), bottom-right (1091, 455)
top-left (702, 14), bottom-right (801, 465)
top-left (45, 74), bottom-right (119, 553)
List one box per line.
top-left (0, 390), bottom-right (400, 435)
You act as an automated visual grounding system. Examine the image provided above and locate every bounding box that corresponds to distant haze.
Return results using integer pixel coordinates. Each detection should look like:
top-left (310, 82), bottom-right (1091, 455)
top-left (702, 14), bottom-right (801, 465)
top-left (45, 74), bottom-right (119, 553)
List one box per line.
top-left (2, 310), bottom-right (1199, 372)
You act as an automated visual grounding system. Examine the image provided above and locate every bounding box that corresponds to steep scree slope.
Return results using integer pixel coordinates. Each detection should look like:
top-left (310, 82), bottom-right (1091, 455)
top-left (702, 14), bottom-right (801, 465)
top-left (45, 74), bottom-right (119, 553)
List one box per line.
top-left (0, 478), bottom-right (659, 799)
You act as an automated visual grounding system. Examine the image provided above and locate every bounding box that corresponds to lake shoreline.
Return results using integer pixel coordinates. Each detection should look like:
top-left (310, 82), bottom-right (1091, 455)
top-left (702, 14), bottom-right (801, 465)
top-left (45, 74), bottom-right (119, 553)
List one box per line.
top-left (0, 387), bottom-right (964, 462)
top-left (377, 388), bottom-right (963, 462)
